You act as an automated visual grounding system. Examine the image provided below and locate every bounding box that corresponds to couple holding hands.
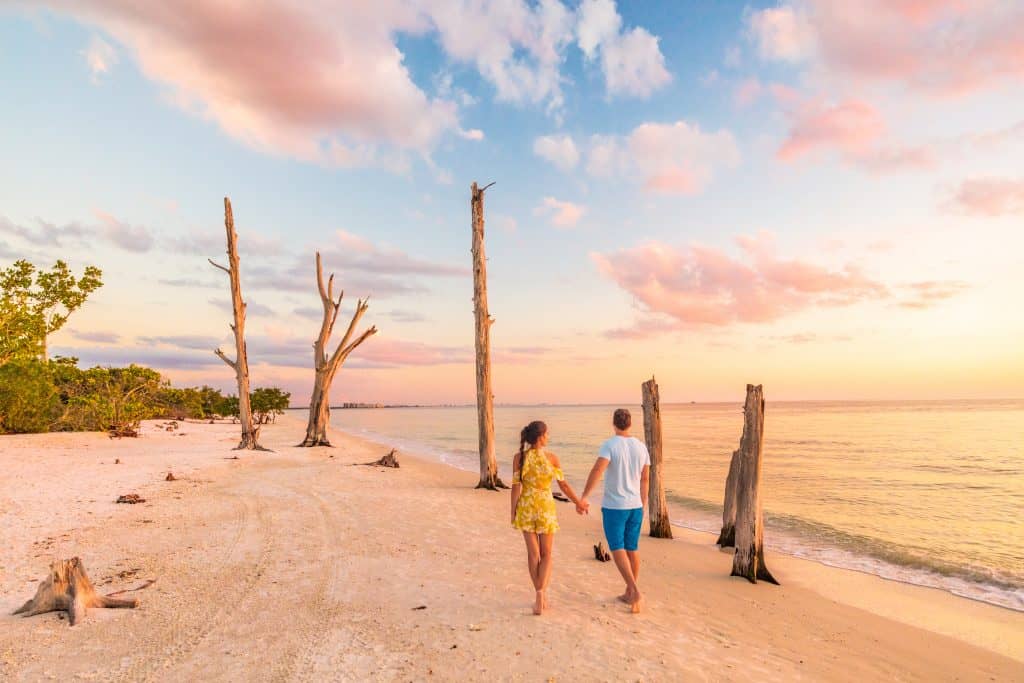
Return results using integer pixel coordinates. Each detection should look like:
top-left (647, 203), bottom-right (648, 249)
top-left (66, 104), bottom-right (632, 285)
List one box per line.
top-left (510, 408), bottom-right (650, 615)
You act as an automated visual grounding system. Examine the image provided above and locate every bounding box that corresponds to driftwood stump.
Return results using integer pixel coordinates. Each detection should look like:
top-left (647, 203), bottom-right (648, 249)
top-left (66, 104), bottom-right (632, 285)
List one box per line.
top-left (716, 448), bottom-right (741, 547)
top-left (471, 181), bottom-right (506, 490)
top-left (365, 449), bottom-right (400, 468)
top-left (730, 384), bottom-right (779, 585)
top-left (642, 377), bottom-right (673, 539)
top-left (13, 558), bottom-right (138, 626)
top-left (593, 541), bottom-right (611, 562)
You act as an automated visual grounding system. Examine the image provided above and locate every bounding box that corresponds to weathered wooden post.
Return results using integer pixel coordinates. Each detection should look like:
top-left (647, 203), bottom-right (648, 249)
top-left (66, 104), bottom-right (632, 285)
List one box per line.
top-left (209, 197), bottom-right (264, 450)
top-left (642, 377), bottom-right (672, 538)
top-left (471, 181), bottom-right (505, 490)
top-left (730, 384), bottom-right (778, 584)
top-left (716, 449), bottom-right (741, 547)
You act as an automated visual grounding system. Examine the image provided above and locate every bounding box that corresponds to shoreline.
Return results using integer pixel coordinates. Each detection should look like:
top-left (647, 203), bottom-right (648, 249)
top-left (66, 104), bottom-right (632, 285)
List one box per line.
top-left (1, 416), bottom-right (1021, 680)
top-left (334, 419), bottom-right (1024, 614)
top-left (332, 419), bottom-right (1024, 664)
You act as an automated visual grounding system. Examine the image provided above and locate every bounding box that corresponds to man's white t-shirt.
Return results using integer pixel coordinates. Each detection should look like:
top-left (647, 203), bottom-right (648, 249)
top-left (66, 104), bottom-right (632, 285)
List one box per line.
top-left (598, 435), bottom-right (650, 510)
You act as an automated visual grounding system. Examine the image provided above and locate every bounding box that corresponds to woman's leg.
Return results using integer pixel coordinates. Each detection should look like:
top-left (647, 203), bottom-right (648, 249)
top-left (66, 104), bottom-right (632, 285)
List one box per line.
top-left (536, 533), bottom-right (555, 611)
top-left (521, 531), bottom-right (541, 590)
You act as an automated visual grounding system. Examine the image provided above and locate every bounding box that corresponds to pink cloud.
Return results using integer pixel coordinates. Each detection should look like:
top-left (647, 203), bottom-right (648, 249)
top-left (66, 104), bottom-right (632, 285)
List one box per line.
top-left (949, 178), bottom-right (1024, 216)
top-left (748, 1), bottom-right (1024, 95)
top-left (777, 99), bottom-right (884, 161)
top-left (898, 280), bottom-right (970, 309)
top-left (534, 197), bottom-right (586, 228)
top-left (591, 232), bottom-right (889, 327)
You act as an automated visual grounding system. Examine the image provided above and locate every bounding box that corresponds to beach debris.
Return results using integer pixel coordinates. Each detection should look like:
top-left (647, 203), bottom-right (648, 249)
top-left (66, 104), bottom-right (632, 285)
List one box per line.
top-left (552, 492), bottom-right (570, 503)
top-left (412, 605), bottom-right (427, 610)
top-left (105, 578), bottom-right (156, 596)
top-left (108, 426), bottom-right (139, 439)
top-left (468, 624), bottom-right (483, 631)
top-left (165, 472), bottom-right (177, 481)
top-left (642, 377), bottom-right (672, 539)
top-left (116, 493), bottom-right (145, 504)
top-left (593, 542), bottom-right (611, 562)
top-left (210, 197), bottom-right (267, 451)
top-left (114, 458), bottom-right (121, 465)
top-left (363, 449), bottom-right (400, 468)
top-left (729, 384), bottom-right (779, 585)
top-left (12, 558), bottom-right (139, 626)
top-left (470, 181), bottom-right (506, 491)
top-left (297, 251), bottom-right (377, 448)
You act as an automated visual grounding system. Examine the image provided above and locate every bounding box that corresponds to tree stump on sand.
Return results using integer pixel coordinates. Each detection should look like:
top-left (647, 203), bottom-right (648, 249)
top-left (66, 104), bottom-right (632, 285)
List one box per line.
top-left (730, 384), bottom-right (779, 585)
top-left (716, 448), bottom-right (741, 547)
top-left (13, 558), bottom-right (139, 625)
top-left (642, 377), bottom-right (673, 539)
top-left (365, 449), bottom-right (400, 468)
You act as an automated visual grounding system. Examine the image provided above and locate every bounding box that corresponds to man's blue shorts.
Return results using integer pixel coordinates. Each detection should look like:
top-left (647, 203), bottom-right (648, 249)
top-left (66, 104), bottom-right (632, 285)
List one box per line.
top-left (602, 507), bottom-right (643, 552)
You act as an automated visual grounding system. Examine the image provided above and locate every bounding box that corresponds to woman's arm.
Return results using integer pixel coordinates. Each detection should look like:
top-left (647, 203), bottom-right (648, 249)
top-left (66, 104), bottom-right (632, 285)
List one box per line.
top-left (549, 453), bottom-right (587, 513)
top-left (510, 453), bottom-right (523, 524)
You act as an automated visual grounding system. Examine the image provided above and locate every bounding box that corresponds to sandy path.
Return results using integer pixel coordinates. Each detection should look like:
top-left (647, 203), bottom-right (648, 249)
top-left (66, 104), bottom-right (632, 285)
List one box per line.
top-left (1, 416), bottom-right (1021, 681)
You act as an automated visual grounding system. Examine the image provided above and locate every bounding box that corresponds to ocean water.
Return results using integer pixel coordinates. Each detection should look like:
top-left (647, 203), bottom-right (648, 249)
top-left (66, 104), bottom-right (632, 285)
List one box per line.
top-left (327, 400), bottom-right (1024, 611)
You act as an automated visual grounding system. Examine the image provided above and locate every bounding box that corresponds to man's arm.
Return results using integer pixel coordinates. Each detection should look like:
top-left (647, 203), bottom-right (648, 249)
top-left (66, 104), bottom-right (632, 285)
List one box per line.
top-left (640, 464), bottom-right (650, 510)
top-left (579, 458), bottom-right (609, 508)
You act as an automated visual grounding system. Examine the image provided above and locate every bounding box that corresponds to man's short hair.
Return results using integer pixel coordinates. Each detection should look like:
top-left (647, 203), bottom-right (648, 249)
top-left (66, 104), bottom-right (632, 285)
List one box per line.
top-left (613, 408), bottom-right (631, 430)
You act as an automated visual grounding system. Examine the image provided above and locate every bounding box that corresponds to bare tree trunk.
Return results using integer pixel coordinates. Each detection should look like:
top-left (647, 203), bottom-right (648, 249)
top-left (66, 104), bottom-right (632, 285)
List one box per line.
top-left (299, 252), bottom-right (377, 447)
top-left (730, 384), bottom-right (779, 584)
top-left (716, 448), bottom-right (741, 547)
top-left (210, 197), bottom-right (264, 450)
top-left (13, 557), bottom-right (138, 626)
top-left (471, 181), bottom-right (505, 490)
top-left (642, 377), bottom-right (672, 538)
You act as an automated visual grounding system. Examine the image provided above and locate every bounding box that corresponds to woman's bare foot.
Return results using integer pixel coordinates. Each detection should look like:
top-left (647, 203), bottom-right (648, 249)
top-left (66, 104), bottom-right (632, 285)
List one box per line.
top-left (629, 592), bottom-right (644, 614)
top-left (533, 592), bottom-right (544, 615)
top-left (617, 587), bottom-right (637, 603)
top-left (542, 592), bottom-right (550, 609)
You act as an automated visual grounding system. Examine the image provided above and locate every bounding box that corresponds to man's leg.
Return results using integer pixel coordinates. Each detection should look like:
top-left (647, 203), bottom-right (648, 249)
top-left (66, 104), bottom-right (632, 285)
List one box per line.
top-left (603, 508), bottom-right (640, 603)
top-left (623, 508), bottom-right (644, 612)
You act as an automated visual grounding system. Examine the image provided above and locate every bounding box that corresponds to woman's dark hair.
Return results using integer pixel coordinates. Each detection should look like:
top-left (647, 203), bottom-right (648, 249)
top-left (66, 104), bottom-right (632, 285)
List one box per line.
top-left (518, 420), bottom-right (548, 462)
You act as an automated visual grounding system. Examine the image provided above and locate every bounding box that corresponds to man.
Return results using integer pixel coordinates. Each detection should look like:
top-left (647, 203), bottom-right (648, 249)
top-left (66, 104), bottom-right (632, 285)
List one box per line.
top-left (579, 408), bottom-right (650, 613)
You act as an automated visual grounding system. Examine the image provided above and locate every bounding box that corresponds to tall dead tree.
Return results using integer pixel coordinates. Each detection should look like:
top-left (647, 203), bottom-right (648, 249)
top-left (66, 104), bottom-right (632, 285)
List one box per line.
top-left (716, 448), bottom-right (741, 547)
top-left (210, 197), bottom-right (263, 450)
top-left (641, 377), bottom-right (672, 538)
top-left (298, 252), bottom-right (377, 447)
top-left (730, 384), bottom-right (779, 584)
top-left (471, 181), bottom-right (505, 490)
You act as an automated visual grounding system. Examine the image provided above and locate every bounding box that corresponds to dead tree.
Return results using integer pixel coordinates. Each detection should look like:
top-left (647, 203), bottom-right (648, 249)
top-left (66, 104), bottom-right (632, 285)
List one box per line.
top-left (716, 448), bottom-right (741, 547)
top-left (298, 252), bottom-right (377, 447)
top-left (641, 377), bottom-right (672, 538)
top-left (210, 197), bottom-right (263, 450)
top-left (471, 181), bottom-right (505, 490)
top-left (13, 557), bottom-right (138, 626)
top-left (730, 384), bottom-right (779, 584)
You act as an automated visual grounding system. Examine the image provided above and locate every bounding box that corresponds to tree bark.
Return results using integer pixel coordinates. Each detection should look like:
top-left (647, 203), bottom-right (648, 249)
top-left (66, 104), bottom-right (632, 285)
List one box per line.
top-left (471, 182), bottom-right (505, 490)
top-left (210, 197), bottom-right (264, 450)
top-left (716, 448), bottom-right (741, 547)
top-left (730, 384), bottom-right (779, 585)
top-left (298, 252), bottom-right (377, 447)
top-left (13, 557), bottom-right (138, 626)
top-left (642, 377), bottom-right (672, 538)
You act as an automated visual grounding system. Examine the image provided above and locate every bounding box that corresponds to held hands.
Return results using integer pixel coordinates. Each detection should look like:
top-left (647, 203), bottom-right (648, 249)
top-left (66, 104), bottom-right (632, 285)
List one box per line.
top-left (575, 498), bottom-right (590, 515)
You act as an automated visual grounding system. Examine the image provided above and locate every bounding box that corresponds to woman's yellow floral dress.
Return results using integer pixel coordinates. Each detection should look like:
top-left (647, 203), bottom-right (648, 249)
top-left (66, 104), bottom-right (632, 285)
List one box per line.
top-left (513, 448), bottom-right (564, 534)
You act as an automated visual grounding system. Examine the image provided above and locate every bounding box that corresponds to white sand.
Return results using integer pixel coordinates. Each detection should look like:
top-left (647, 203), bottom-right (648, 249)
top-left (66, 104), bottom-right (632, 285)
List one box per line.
top-left (1, 413), bottom-right (1021, 681)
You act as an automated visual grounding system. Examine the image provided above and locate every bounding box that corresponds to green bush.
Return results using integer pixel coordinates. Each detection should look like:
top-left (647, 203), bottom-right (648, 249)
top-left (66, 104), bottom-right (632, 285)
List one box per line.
top-left (0, 359), bottom-right (62, 433)
top-left (251, 387), bottom-right (290, 424)
top-left (60, 365), bottom-right (165, 434)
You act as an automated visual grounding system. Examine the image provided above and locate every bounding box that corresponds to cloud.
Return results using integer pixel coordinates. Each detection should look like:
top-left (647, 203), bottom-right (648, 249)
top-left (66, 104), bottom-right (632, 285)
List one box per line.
top-left (774, 332), bottom-right (853, 344)
top-left (592, 231), bottom-right (889, 327)
top-left (746, 6), bottom-right (815, 62)
top-left (0, 215), bottom-right (89, 247)
top-left (94, 210), bottom-right (154, 252)
top-left (208, 298), bottom-right (274, 317)
top-left (947, 178), bottom-right (1024, 216)
top-left (534, 197), bottom-right (585, 228)
top-left (898, 281), bottom-right (970, 309)
top-left (137, 334), bottom-right (221, 350)
top-left (533, 134), bottom-right (579, 170)
top-left (576, 0), bottom-right (671, 98)
top-left (385, 309), bottom-right (427, 323)
top-left (70, 329), bottom-right (121, 344)
top-left (776, 98), bottom-right (936, 171)
top-left (746, 1), bottom-right (1024, 95)
top-left (81, 34), bottom-right (117, 81)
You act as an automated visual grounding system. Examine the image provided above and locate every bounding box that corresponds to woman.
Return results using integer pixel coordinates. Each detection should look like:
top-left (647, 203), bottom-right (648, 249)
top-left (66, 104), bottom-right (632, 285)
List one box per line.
top-left (510, 420), bottom-right (587, 615)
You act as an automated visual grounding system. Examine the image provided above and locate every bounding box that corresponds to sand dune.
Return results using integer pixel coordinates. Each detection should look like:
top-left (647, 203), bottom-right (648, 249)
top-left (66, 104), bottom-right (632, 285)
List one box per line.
top-left (1, 414), bottom-right (1021, 681)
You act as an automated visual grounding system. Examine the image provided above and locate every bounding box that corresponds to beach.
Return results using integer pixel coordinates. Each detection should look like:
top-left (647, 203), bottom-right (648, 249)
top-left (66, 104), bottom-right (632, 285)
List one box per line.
top-left (1, 414), bottom-right (1021, 682)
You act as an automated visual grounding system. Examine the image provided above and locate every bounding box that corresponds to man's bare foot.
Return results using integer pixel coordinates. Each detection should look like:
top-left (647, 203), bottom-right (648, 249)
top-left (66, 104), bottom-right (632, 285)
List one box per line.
top-left (533, 592), bottom-right (544, 615)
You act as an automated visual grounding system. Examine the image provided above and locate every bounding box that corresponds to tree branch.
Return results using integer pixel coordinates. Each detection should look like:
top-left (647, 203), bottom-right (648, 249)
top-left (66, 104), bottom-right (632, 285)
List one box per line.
top-left (208, 259), bottom-right (230, 274)
top-left (214, 348), bottom-right (237, 370)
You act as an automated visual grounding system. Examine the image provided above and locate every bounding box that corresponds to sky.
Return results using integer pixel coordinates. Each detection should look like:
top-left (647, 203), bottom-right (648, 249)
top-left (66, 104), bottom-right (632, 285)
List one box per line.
top-left (1, 0), bottom-right (1022, 405)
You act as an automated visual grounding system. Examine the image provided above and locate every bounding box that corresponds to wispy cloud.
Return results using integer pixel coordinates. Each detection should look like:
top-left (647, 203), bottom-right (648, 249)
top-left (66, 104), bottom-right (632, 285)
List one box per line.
top-left (534, 197), bottom-right (586, 228)
top-left (946, 178), bottom-right (1024, 216)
